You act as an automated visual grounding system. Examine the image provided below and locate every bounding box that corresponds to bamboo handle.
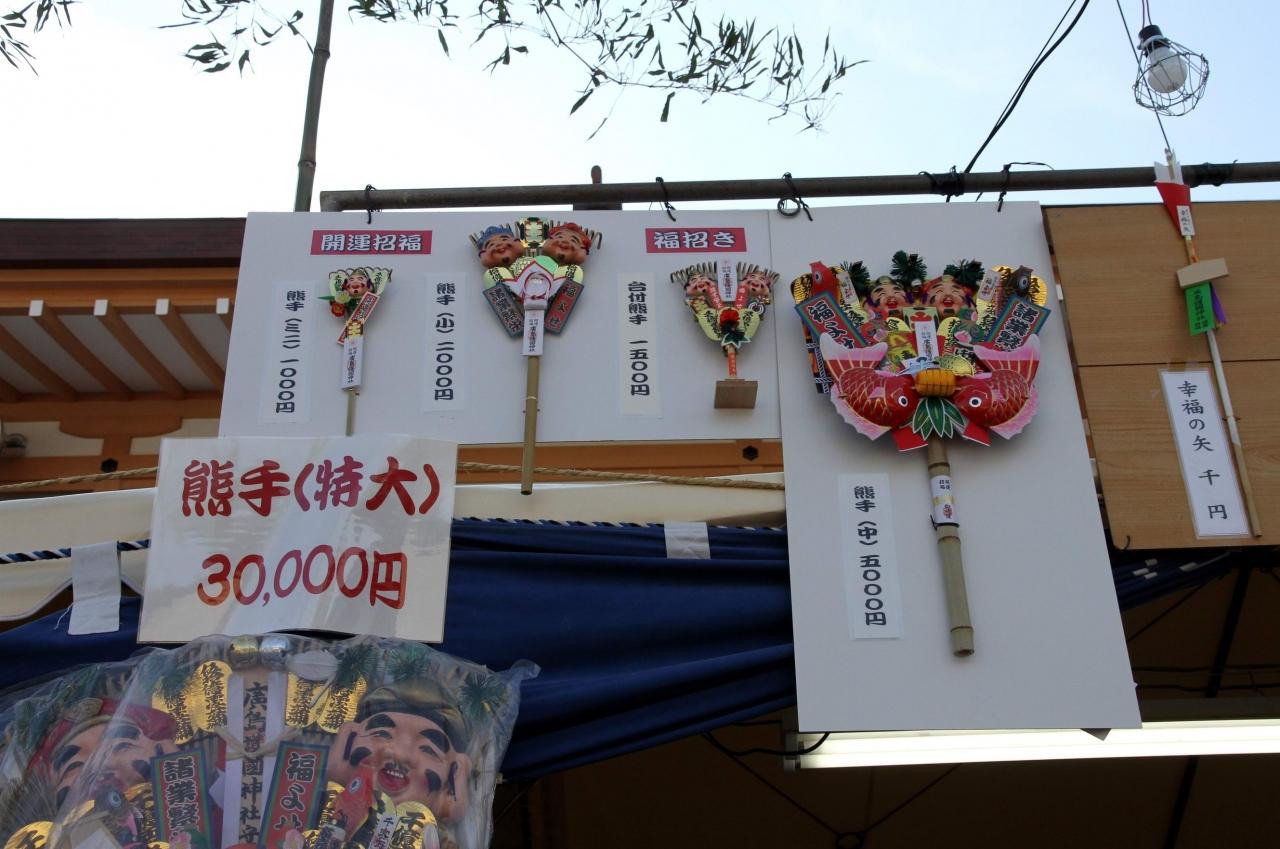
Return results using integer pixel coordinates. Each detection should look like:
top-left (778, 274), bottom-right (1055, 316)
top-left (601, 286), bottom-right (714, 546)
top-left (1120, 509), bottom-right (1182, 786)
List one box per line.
top-left (1225, 415), bottom-right (1263, 538)
top-left (521, 356), bottom-right (541, 495)
top-left (926, 438), bottom-right (974, 657)
top-left (344, 389), bottom-right (357, 436)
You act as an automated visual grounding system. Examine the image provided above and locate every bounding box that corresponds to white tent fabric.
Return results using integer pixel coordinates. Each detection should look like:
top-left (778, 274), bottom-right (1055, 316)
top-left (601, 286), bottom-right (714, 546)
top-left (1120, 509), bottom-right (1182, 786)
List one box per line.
top-left (0, 474), bottom-right (784, 621)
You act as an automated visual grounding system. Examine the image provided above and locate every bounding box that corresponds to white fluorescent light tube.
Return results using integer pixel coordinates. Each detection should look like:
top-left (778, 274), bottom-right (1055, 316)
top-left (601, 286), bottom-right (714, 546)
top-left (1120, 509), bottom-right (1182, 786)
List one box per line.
top-left (793, 720), bottom-right (1280, 768)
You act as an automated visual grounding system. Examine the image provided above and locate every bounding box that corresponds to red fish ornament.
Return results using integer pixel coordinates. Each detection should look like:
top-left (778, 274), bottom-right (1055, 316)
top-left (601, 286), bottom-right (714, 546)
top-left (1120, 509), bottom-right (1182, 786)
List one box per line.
top-left (793, 257), bottom-right (1053, 657)
top-left (818, 338), bottom-right (919, 437)
top-left (952, 337), bottom-right (1041, 442)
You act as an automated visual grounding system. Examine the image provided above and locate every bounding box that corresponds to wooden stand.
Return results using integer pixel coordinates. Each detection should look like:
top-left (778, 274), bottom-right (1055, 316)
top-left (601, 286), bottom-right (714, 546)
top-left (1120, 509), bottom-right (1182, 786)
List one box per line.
top-left (521, 356), bottom-right (540, 494)
top-left (926, 438), bottom-right (974, 657)
top-left (714, 378), bottom-right (757, 409)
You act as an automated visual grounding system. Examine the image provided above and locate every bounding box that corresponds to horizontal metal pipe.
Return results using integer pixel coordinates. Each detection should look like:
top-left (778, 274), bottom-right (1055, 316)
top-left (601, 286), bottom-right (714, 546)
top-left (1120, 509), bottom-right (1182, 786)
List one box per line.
top-left (319, 161), bottom-right (1280, 212)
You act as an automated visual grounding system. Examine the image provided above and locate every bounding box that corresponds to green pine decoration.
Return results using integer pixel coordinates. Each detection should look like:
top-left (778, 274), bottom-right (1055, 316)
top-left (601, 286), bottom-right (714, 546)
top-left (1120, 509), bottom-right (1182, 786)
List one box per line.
top-left (386, 643), bottom-right (434, 683)
top-left (841, 260), bottom-right (872, 300)
top-left (333, 643), bottom-right (379, 693)
top-left (890, 250), bottom-right (928, 289)
top-left (943, 259), bottom-right (985, 287)
top-left (459, 671), bottom-right (509, 723)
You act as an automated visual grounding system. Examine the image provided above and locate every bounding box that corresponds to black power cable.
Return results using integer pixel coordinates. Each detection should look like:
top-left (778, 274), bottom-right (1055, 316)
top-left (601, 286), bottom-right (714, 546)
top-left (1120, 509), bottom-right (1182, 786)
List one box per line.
top-left (963, 0), bottom-right (1093, 175)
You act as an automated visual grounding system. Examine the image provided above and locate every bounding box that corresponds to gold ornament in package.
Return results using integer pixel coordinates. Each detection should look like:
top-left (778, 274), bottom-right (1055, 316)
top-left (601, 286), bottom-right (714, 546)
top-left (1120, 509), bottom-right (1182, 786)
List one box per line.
top-left (0, 637), bottom-right (535, 849)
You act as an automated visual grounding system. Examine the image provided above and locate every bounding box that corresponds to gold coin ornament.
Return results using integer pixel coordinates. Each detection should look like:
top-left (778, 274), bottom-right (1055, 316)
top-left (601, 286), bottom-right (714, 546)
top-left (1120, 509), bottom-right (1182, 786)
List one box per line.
top-left (3, 822), bottom-right (51, 849)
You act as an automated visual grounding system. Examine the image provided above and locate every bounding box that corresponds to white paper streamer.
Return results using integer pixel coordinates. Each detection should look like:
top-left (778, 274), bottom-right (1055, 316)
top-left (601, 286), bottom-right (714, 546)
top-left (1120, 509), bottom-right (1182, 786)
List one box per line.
top-left (68, 542), bottom-right (120, 635)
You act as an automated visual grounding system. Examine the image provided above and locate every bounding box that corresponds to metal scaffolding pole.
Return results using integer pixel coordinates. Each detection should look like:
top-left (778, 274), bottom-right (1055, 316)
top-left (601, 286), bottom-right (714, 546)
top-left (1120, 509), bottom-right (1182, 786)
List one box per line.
top-left (319, 161), bottom-right (1280, 211)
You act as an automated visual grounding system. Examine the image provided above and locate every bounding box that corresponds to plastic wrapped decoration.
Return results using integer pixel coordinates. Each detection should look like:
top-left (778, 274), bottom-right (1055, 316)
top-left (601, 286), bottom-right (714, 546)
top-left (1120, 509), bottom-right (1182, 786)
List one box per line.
top-left (1, 636), bottom-right (537, 849)
top-left (0, 652), bottom-right (170, 848)
top-left (792, 256), bottom-right (1051, 657)
top-left (670, 261), bottom-right (780, 408)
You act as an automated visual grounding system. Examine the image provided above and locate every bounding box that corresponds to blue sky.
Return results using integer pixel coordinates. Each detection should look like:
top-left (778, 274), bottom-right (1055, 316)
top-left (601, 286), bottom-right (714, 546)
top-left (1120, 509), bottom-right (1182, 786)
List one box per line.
top-left (6, 0), bottom-right (1276, 217)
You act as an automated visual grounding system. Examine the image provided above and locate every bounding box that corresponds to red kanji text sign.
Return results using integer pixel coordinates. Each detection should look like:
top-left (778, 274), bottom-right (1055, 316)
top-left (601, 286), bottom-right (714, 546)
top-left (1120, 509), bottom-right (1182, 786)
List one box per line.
top-left (142, 435), bottom-right (457, 642)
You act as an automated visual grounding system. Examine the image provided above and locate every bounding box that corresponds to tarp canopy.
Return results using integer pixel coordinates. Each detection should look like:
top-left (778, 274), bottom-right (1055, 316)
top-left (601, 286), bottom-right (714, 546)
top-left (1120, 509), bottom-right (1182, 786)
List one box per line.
top-left (0, 489), bottom-right (1238, 779)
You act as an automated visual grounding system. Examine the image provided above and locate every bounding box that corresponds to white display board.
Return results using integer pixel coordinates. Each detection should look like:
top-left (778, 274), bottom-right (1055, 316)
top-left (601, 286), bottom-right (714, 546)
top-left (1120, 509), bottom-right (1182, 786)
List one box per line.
top-left (221, 211), bottom-right (781, 442)
top-left (772, 203), bottom-right (1140, 732)
top-left (140, 434), bottom-right (456, 642)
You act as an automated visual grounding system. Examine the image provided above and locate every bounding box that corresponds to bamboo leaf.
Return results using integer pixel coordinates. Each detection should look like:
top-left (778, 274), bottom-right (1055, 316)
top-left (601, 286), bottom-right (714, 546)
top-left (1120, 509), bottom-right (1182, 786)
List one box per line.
top-left (569, 87), bottom-right (593, 114)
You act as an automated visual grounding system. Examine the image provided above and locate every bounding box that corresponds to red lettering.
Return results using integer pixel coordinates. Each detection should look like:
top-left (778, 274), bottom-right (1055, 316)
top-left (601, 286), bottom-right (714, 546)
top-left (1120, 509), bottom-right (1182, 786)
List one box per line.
top-left (370, 551), bottom-right (407, 609)
top-left (303, 545), bottom-right (335, 593)
top-left (233, 554), bottom-right (266, 605)
top-left (197, 554), bottom-right (231, 605)
top-left (365, 456), bottom-right (417, 514)
top-left (417, 464), bottom-right (441, 515)
top-left (336, 547), bottom-right (368, 599)
top-left (274, 549), bottom-right (303, 598)
top-left (238, 460), bottom-right (290, 517)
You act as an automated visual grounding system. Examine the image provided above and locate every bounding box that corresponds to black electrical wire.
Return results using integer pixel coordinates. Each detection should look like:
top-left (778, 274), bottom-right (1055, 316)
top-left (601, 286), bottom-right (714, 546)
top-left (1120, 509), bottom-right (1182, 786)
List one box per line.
top-left (702, 733), bottom-right (962, 847)
top-left (1126, 580), bottom-right (1212, 643)
top-left (702, 729), bottom-right (830, 758)
top-left (963, 0), bottom-right (1092, 174)
top-left (494, 779), bottom-right (538, 826)
top-left (862, 765), bottom-right (962, 834)
top-left (701, 735), bottom-right (843, 839)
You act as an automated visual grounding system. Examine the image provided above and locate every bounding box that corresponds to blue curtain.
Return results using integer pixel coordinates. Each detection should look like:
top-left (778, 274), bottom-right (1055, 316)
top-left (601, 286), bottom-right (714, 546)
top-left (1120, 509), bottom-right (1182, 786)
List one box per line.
top-left (0, 519), bottom-right (1236, 779)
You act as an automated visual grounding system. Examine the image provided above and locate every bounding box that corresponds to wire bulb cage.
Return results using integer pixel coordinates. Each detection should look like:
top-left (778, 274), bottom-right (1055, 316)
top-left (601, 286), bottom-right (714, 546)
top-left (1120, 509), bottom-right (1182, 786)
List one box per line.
top-left (1133, 24), bottom-right (1209, 116)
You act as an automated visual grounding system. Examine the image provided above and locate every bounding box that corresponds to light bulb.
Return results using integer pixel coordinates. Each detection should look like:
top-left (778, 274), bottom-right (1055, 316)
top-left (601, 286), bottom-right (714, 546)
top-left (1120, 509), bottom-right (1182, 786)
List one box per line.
top-left (1146, 44), bottom-right (1188, 94)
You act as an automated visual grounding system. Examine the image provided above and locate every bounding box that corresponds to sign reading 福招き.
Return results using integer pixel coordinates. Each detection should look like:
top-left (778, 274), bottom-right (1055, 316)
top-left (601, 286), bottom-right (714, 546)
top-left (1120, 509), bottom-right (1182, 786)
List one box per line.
top-left (140, 434), bottom-right (456, 642)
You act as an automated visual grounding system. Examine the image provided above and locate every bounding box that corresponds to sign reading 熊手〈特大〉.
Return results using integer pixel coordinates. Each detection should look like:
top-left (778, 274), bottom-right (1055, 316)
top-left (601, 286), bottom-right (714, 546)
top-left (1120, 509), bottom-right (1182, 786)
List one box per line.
top-left (140, 434), bottom-right (456, 643)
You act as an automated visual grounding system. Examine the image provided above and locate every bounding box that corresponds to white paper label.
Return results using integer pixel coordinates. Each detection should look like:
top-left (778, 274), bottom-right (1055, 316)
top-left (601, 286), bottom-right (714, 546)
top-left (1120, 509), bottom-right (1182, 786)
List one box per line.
top-left (1160, 370), bottom-right (1249, 537)
top-left (664, 521), bottom-right (711, 559)
top-left (618, 273), bottom-right (661, 416)
top-left (913, 317), bottom-right (940, 361)
top-left (258, 282), bottom-right (312, 424)
top-left (68, 541), bottom-right (121, 635)
top-left (368, 812), bottom-right (400, 849)
top-left (423, 273), bottom-right (465, 411)
top-left (899, 355), bottom-right (933, 376)
top-left (523, 310), bottom-right (544, 357)
top-left (930, 474), bottom-right (957, 525)
top-left (141, 434), bottom-right (457, 642)
top-left (1177, 205), bottom-right (1195, 237)
top-left (977, 271), bottom-right (1000, 303)
top-left (839, 474), bottom-right (903, 640)
top-left (717, 257), bottom-right (738, 304)
top-left (341, 335), bottom-right (364, 389)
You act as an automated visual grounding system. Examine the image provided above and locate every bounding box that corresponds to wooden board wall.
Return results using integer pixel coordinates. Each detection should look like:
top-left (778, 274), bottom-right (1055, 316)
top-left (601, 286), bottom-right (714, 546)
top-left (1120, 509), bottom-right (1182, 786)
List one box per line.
top-left (1047, 202), bottom-right (1280, 548)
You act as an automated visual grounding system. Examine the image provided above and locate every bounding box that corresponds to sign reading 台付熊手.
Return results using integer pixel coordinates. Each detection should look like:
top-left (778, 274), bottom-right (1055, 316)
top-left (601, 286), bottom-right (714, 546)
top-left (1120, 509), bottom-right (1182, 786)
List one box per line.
top-left (140, 434), bottom-right (457, 643)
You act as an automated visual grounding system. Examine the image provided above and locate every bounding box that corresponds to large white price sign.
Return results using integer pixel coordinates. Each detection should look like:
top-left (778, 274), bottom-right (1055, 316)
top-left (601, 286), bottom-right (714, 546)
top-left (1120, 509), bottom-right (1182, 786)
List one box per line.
top-left (140, 434), bottom-right (456, 642)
